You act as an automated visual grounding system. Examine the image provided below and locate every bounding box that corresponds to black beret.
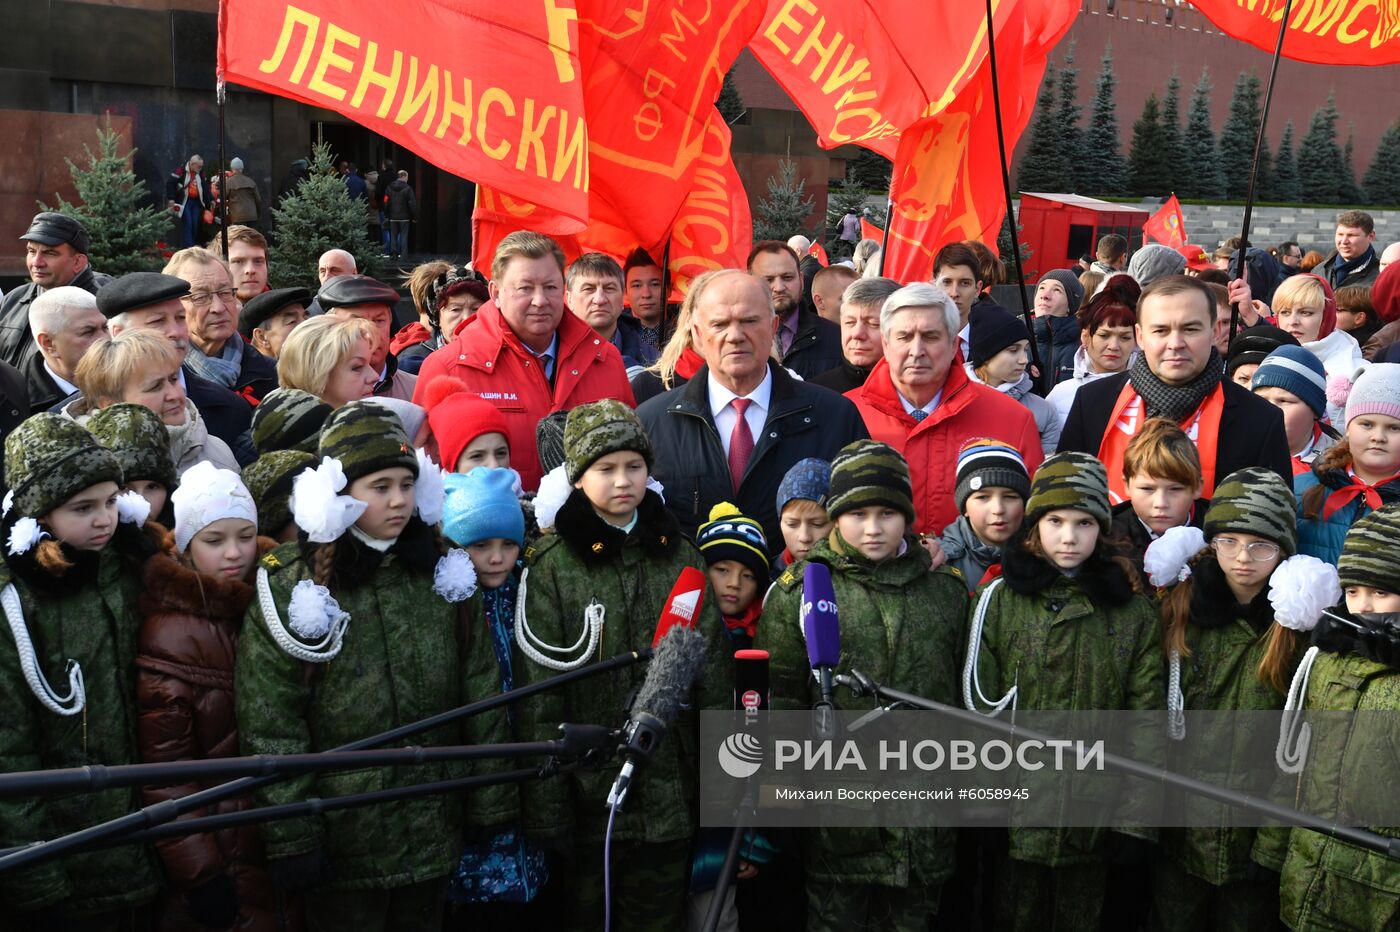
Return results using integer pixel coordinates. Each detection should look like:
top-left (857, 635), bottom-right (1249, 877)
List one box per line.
top-left (317, 274), bottom-right (400, 311)
top-left (238, 287), bottom-right (312, 339)
top-left (95, 272), bottom-right (191, 320)
top-left (20, 212), bottom-right (90, 255)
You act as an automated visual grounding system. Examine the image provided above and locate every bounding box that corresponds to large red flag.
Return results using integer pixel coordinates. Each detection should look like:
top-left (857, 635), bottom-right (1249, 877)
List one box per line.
top-left (1143, 195), bottom-right (1188, 248)
top-left (1188, 0), bottom-right (1400, 66)
top-left (860, 217), bottom-right (885, 243)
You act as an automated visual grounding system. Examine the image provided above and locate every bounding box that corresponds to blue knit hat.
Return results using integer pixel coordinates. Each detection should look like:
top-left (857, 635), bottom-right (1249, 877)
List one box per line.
top-left (1251, 345), bottom-right (1328, 419)
top-left (442, 468), bottom-right (525, 547)
top-left (776, 457), bottom-right (832, 516)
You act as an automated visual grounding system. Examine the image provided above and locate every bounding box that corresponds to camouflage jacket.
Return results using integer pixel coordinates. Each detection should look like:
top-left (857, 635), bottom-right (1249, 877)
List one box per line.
top-left (459, 576), bottom-right (527, 829)
top-left (234, 521), bottom-right (463, 889)
top-left (514, 489), bottom-right (726, 846)
top-left (757, 536), bottom-right (967, 889)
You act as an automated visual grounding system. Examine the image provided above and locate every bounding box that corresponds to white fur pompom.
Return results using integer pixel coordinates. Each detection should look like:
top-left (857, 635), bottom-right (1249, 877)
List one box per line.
top-left (507, 468), bottom-right (524, 498)
top-left (647, 475), bottom-right (666, 503)
top-left (1143, 525), bottom-right (1207, 588)
top-left (288, 578), bottom-right (349, 640)
top-left (414, 448), bottom-right (446, 526)
top-left (292, 457), bottom-right (367, 544)
top-left (534, 465), bottom-right (571, 531)
top-left (432, 547), bottom-right (478, 602)
top-left (7, 517), bottom-right (45, 556)
top-left (2, 490), bottom-right (13, 518)
top-left (1269, 555), bottom-right (1342, 632)
top-left (116, 490), bottom-right (151, 526)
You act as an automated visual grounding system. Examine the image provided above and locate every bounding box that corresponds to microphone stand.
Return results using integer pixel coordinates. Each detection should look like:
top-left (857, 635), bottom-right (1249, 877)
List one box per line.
top-left (699, 776), bottom-right (757, 932)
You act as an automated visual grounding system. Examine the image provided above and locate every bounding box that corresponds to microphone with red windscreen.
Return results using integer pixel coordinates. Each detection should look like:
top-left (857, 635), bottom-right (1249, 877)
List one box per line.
top-left (652, 566), bottom-right (707, 648)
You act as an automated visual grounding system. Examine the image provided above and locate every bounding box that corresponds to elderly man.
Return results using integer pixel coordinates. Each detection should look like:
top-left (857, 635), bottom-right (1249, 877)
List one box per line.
top-left (25, 287), bottom-right (107, 412)
top-left (208, 225), bottom-right (270, 303)
top-left (567, 253), bottom-right (657, 371)
top-left (239, 287), bottom-right (309, 361)
top-left (318, 275), bottom-right (417, 401)
top-left (846, 283), bottom-right (1042, 536)
top-left (639, 269), bottom-right (867, 549)
top-left (811, 277), bottom-right (899, 394)
top-left (306, 248), bottom-right (358, 316)
top-left (99, 271), bottom-right (253, 460)
top-left (748, 241), bottom-right (842, 379)
top-left (414, 231), bottom-right (634, 489)
top-left (167, 154), bottom-right (211, 248)
top-left (223, 158), bottom-right (264, 228)
top-left (1059, 275), bottom-right (1291, 499)
top-left (0, 212), bottom-right (112, 370)
top-left (1319, 210), bottom-right (1381, 290)
top-left (164, 247), bottom-right (278, 402)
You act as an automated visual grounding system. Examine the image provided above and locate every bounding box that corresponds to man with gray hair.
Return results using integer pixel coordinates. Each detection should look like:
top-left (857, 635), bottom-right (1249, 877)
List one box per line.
top-left (25, 286), bottom-right (108, 412)
top-left (223, 157), bottom-right (264, 228)
top-left (846, 282), bottom-right (1042, 535)
top-left (811, 276), bottom-right (899, 394)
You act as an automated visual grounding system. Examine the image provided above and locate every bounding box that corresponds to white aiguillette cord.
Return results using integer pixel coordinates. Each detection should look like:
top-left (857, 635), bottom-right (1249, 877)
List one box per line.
top-left (1, 583), bottom-right (85, 716)
top-left (962, 577), bottom-right (1017, 716)
top-left (513, 567), bottom-right (605, 671)
top-left (256, 568), bottom-right (350, 663)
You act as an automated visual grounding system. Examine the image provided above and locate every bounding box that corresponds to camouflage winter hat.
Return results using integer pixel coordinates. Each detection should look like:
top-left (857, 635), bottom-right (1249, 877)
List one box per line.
top-left (1025, 451), bottom-right (1111, 532)
top-left (1204, 467), bottom-right (1297, 557)
top-left (1338, 505), bottom-right (1400, 595)
top-left (319, 400), bottom-right (417, 483)
top-left (241, 450), bottom-right (316, 535)
top-left (4, 414), bottom-right (123, 519)
top-left (563, 400), bottom-right (653, 483)
top-left (826, 440), bottom-right (915, 524)
top-left (87, 403), bottom-right (178, 493)
top-left (251, 388), bottom-right (333, 455)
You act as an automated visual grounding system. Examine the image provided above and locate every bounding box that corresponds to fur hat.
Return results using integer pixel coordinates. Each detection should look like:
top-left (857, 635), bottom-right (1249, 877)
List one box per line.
top-left (4, 414), bottom-right (123, 519)
top-left (954, 438), bottom-right (1030, 514)
top-left (697, 501), bottom-right (770, 582)
top-left (252, 388), bottom-right (332, 455)
top-left (827, 440), bottom-right (915, 524)
top-left (1025, 452), bottom-right (1111, 532)
top-left (1204, 467), bottom-right (1298, 557)
top-left (172, 460), bottom-right (258, 552)
top-left (563, 400), bottom-right (653, 483)
top-left (87, 403), bottom-right (178, 492)
top-left (442, 468), bottom-right (525, 548)
top-left (241, 450), bottom-right (316, 535)
top-left (319, 401), bottom-right (417, 483)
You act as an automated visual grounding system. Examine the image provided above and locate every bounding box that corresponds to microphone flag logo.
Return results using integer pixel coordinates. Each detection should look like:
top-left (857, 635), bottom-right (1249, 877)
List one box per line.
top-left (670, 587), bottom-right (701, 623)
top-left (717, 732), bottom-right (763, 779)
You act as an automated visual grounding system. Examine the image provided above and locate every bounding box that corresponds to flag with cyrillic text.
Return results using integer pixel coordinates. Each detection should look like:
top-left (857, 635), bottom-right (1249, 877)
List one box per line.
top-left (1188, 0), bottom-right (1400, 66)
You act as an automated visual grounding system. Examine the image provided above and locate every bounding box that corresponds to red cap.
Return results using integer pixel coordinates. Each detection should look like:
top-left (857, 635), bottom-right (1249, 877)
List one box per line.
top-left (422, 377), bottom-right (510, 471)
top-left (1177, 243), bottom-right (1212, 271)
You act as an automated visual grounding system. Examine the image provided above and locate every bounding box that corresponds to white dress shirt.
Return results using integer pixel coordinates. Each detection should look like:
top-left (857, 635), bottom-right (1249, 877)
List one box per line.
top-left (42, 361), bottom-right (78, 398)
top-left (897, 388), bottom-right (942, 420)
top-left (525, 333), bottom-right (560, 380)
top-left (709, 368), bottom-right (773, 458)
top-left (958, 323), bottom-right (971, 362)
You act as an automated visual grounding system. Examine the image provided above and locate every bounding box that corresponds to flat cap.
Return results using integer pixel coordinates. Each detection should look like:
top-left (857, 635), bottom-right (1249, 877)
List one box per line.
top-left (238, 287), bottom-right (311, 339)
top-left (95, 272), bottom-right (191, 320)
top-left (21, 212), bottom-right (90, 255)
top-left (317, 274), bottom-right (399, 311)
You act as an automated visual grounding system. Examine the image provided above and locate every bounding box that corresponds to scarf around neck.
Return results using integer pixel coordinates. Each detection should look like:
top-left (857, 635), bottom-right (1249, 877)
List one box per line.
top-left (184, 338), bottom-right (243, 388)
top-left (1128, 347), bottom-right (1223, 422)
top-left (1332, 245), bottom-right (1375, 282)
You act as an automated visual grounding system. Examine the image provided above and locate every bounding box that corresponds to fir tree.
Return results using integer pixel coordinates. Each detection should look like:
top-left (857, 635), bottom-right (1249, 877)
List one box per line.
top-left (849, 148), bottom-right (892, 191)
top-left (1128, 95), bottom-right (1172, 197)
top-left (1180, 68), bottom-right (1224, 199)
top-left (1055, 45), bottom-right (1084, 191)
top-left (1017, 64), bottom-right (1064, 192)
top-left (1219, 72), bottom-right (1264, 199)
top-left (997, 213), bottom-right (1032, 271)
top-left (1270, 121), bottom-right (1300, 202)
top-left (1080, 45), bottom-right (1128, 195)
top-left (1160, 74), bottom-right (1186, 178)
top-left (1297, 94), bottom-right (1344, 204)
top-left (39, 119), bottom-right (171, 275)
top-left (825, 179), bottom-right (869, 258)
top-left (753, 158), bottom-right (814, 241)
top-left (1363, 121), bottom-right (1400, 206)
top-left (1339, 131), bottom-right (1364, 204)
top-left (269, 142), bottom-right (380, 288)
top-left (717, 66), bottom-right (745, 124)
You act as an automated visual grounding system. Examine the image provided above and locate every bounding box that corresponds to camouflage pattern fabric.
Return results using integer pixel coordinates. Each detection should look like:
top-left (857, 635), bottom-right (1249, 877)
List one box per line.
top-left (251, 388), bottom-right (331, 455)
top-left (993, 858), bottom-right (1107, 932)
top-left (241, 450), bottom-right (316, 535)
top-left (1025, 451), bottom-right (1110, 531)
top-left (1204, 467), bottom-right (1298, 556)
top-left (805, 876), bottom-right (941, 932)
top-left (564, 838), bottom-right (691, 932)
top-left (563, 399), bottom-right (653, 482)
top-left (1149, 856), bottom-right (1277, 932)
top-left (1338, 504), bottom-right (1400, 594)
top-left (3, 413), bottom-right (123, 518)
top-left (825, 439), bottom-right (915, 523)
top-left (319, 400), bottom-right (416, 483)
top-left (88, 402), bottom-right (178, 492)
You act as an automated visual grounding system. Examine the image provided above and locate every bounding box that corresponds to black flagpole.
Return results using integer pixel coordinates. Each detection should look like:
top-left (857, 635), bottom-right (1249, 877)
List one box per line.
top-left (218, 79), bottom-right (230, 257)
top-left (1230, 0), bottom-right (1296, 342)
top-left (876, 180), bottom-right (893, 276)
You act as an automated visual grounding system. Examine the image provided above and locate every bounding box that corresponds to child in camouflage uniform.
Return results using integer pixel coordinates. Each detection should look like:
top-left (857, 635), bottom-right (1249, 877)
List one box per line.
top-left (235, 401), bottom-right (469, 931)
top-left (88, 402), bottom-right (180, 528)
top-left (963, 451), bottom-right (1163, 932)
top-left (758, 440), bottom-right (968, 932)
top-left (241, 450), bottom-right (318, 542)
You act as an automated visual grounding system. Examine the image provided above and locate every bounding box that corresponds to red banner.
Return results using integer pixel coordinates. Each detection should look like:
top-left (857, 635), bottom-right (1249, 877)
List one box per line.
top-left (860, 217), bottom-right (885, 243)
top-left (1144, 194), bottom-right (1188, 248)
top-left (1188, 0), bottom-right (1400, 66)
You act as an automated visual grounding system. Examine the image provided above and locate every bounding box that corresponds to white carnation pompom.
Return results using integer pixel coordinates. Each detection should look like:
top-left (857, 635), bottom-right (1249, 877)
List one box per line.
top-left (116, 490), bottom-right (151, 526)
top-left (414, 448), bottom-right (446, 526)
top-left (287, 579), bottom-right (349, 640)
top-left (534, 465), bottom-right (571, 531)
top-left (647, 475), bottom-right (666, 503)
top-left (1269, 555), bottom-right (1342, 632)
top-left (2, 490), bottom-right (13, 518)
top-left (433, 547), bottom-right (478, 602)
top-left (292, 457), bottom-right (367, 544)
top-left (7, 517), bottom-right (45, 556)
top-left (1143, 525), bottom-right (1207, 588)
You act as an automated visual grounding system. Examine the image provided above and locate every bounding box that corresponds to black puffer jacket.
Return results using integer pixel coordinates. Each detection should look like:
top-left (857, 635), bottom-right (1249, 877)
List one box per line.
top-left (1033, 315), bottom-right (1079, 390)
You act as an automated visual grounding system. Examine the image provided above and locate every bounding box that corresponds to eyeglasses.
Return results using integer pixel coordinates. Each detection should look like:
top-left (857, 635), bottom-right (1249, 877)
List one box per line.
top-left (1211, 537), bottom-right (1281, 562)
top-left (183, 289), bottom-right (236, 308)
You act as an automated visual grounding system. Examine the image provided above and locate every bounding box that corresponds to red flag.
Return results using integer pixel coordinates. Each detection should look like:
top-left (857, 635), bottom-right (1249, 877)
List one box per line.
top-left (809, 241), bottom-right (829, 267)
top-left (1143, 195), bottom-right (1187, 249)
top-left (860, 217), bottom-right (885, 242)
top-left (1188, 0), bottom-right (1400, 66)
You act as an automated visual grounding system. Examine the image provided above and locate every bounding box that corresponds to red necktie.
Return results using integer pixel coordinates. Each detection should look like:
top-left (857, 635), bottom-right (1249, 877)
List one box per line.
top-left (728, 398), bottom-right (754, 493)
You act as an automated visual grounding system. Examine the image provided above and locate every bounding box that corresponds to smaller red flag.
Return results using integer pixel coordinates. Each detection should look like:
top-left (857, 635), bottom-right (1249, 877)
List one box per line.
top-left (860, 218), bottom-right (885, 242)
top-left (809, 242), bottom-right (829, 267)
top-left (1144, 195), bottom-right (1187, 249)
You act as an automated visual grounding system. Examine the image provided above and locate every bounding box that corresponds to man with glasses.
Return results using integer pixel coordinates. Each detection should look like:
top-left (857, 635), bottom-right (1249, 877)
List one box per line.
top-left (163, 247), bottom-right (278, 402)
top-left (1276, 241), bottom-right (1304, 274)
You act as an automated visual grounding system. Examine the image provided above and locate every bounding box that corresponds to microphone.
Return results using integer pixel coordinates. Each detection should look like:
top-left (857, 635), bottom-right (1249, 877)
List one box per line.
top-left (801, 562), bottom-right (841, 736)
top-left (733, 649), bottom-right (769, 714)
top-left (606, 623), bottom-right (710, 810)
top-left (652, 566), bottom-right (707, 648)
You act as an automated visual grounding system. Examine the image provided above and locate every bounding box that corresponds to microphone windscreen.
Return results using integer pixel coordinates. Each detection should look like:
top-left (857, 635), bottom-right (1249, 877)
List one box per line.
top-left (801, 562), bottom-right (841, 669)
top-left (634, 624), bottom-right (710, 726)
top-left (652, 565), bottom-right (707, 648)
top-left (734, 649), bottom-right (769, 712)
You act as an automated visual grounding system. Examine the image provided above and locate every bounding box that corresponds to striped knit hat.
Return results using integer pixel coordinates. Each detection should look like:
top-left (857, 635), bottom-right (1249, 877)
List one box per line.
top-left (1025, 451), bottom-right (1111, 531)
top-left (1204, 467), bottom-right (1297, 556)
top-left (1251, 346), bottom-right (1328, 419)
top-left (827, 440), bottom-right (915, 524)
top-left (954, 438), bottom-right (1030, 514)
top-left (1338, 505), bottom-right (1400, 595)
top-left (697, 502), bottom-right (770, 582)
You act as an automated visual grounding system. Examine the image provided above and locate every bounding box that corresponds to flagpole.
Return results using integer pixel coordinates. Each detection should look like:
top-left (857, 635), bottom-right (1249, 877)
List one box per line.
top-left (1229, 0), bottom-right (1295, 342)
top-left (217, 80), bottom-right (229, 257)
top-left (876, 180), bottom-right (893, 276)
top-left (981, 0), bottom-right (1043, 379)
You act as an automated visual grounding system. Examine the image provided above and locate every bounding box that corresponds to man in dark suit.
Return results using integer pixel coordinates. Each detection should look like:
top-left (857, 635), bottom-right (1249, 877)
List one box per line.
top-left (1058, 275), bottom-right (1292, 498)
top-left (24, 286), bottom-right (108, 413)
top-left (747, 241), bottom-right (843, 379)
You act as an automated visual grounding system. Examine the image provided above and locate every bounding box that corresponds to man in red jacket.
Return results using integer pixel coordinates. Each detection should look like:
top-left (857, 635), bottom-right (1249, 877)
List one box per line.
top-left (846, 282), bottom-right (1042, 536)
top-left (413, 231), bottom-right (634, 489)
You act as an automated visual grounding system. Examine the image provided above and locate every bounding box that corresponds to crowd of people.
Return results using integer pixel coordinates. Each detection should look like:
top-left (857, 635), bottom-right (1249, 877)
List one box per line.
top-left (0, 202), bottom-right (1396, 932)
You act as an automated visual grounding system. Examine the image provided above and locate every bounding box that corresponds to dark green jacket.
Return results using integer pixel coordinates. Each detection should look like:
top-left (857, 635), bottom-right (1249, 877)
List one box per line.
top-left (234, 522), bottom-right (462, 889)
top-left (0, 531), bottom-right (161, 914)
top-left (459, 579), bottom-right (526, 829)
top-left (757, 536), bottom-right (967, 889)
top-left (515, 489), bottom-right (726, 846)
top-left (967, 539), bottom-right (1162, 866)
